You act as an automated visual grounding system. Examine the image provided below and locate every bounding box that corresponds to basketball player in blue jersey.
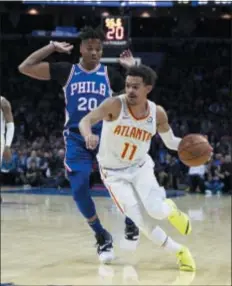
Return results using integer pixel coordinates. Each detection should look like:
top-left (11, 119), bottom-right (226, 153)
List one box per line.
top-left (18, 26), bottom-right (138, 263)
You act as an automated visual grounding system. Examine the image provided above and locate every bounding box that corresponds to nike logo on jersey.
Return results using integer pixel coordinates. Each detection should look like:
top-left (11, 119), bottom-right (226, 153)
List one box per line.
top-left (114, 125), bottom-right (152, 142)
top-left (147, 116), bottom-right (153, 123)
top-left (70, 81), bottom-right (106, 96)
top-left (96, 72), bottom-right (106, 76)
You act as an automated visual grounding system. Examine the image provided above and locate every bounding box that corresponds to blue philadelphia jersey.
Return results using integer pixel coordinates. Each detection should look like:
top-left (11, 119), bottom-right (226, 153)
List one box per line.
top-left (63, 63), bottom-right (112, 134)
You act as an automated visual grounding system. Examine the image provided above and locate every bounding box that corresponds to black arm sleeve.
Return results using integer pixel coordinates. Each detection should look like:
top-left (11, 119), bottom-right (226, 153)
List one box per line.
top-left (107, 66), bottom-right (125, 95)
top-left (49, 62), bottom-right (73, 86)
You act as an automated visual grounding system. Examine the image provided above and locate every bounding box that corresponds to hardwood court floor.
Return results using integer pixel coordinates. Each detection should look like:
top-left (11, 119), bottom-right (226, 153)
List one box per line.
top-left (1, 192), bottom-right (231, 285)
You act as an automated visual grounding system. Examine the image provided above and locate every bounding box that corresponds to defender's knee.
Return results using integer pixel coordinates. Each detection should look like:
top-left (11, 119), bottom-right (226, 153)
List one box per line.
top-left (69, 171), bottom-right (90, 202)
top-left (68, 171), bottom-right (96, 219)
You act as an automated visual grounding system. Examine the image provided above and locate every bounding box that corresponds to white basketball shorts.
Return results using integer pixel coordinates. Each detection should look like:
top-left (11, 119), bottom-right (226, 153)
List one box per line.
top-left (99, 154), bottom-right (166, 214)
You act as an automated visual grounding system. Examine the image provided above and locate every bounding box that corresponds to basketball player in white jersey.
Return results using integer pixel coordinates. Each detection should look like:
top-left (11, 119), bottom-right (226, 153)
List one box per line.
top-left (0, 96), bottom-right (14, 163)
top-left (0, 96), bottom-right (15, 202)
top-left (79, 65), bottom-right (196, 271)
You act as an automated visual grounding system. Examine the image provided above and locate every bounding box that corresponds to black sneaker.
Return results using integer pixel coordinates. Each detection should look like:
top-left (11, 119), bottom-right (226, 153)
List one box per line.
top-left (125, 224), bottom-right (139, 241)
top-left (95, 230), bottom-right (115, 264)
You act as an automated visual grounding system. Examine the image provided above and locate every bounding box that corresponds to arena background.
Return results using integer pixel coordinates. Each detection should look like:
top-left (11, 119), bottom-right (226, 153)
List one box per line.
top-left (1, 1), bottom-right (232, 286)
top-left (0, 0), bottom-right (231, 196)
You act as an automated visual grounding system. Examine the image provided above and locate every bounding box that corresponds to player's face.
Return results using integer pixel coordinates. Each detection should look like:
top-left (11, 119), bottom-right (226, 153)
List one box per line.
top-left (80, 39), bottom-right (103, 66)
top-left (125, 76), bottom-right (152, 105)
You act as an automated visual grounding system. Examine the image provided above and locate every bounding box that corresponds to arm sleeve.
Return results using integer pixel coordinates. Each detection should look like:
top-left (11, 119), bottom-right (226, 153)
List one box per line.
top-left (49, 62), bottom-right (73, 86)
top-left (158, 129), bottom-right (181, 151)
top-left (5, 122), bottom-right (15, 147)
top-left (107, 66), bottom-right (125, 95)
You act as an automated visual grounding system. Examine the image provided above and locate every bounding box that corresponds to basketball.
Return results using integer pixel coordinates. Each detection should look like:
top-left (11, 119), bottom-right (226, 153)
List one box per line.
top-left (178, 134), bottom-right (213, 167)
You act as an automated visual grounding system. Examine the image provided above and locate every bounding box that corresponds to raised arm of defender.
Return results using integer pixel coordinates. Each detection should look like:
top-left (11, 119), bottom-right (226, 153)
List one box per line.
top-left (79, 97), bottom-right (121, 150)
top-left (18, 42), bottom-right (74, 80)
top-left (156, 105), bottom-right (181, 151)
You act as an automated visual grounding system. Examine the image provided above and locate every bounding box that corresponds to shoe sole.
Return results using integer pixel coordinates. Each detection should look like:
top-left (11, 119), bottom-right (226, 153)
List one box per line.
top-left (180, 265), bottom-right (196, 272)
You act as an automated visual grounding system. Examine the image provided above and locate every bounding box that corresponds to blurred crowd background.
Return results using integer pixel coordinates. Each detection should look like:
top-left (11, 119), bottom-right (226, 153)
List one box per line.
top-left (0, 1), bottom-right (231, 195)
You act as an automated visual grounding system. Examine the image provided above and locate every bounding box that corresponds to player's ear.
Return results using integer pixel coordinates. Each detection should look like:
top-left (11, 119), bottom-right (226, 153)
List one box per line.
top-left (146, 85), bottom-right (153, 94)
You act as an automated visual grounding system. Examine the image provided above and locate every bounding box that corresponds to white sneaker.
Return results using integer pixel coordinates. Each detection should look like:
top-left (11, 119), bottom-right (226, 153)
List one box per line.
top-left (96, 231), bottom-right (115, 264)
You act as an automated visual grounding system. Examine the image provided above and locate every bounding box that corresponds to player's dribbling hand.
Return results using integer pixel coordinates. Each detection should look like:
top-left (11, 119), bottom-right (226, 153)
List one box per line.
top-left (85, 134), bottom-right (99, 150)
top-left (50, 41), bottom-right (74, 54)
top-left (3, 146), bottom-right (12, 162)
top-left (119, 49), bottom-right (136, 68)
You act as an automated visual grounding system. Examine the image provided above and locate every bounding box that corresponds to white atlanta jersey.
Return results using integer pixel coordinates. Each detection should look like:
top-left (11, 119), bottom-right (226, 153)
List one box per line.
top-left (97, 94), bottom-right (157, 169)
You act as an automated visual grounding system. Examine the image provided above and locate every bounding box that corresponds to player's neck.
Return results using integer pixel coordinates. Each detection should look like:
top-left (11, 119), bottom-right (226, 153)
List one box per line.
top-left (128, 101), bottom-right (149, 119)
top-left (79, 60), bottom-right (99, 71)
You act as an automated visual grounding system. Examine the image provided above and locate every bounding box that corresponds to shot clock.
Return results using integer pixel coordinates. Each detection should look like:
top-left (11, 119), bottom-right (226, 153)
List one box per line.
top-left (102, 16), bottom-right (130, 46)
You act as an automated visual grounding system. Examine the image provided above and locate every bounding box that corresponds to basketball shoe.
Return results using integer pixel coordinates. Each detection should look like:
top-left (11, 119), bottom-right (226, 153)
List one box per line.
top-left (166, 199), bottom-right (192, 235)
top-left (95, 230), bottom-right (115, 264)
top-left (125, 223), bottom-right (139, 241)
top-left (176, 246), bottom-right (196, 272)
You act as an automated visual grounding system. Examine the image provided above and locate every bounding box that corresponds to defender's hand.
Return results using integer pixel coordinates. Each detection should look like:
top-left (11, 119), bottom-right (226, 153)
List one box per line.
top-left (3, 146), bottom-right (12, 162)
top-left (119, 49), bottom-right (136, 68)
top-left (50, 41), bottom-right (74, 54)
top-left (85, 134), bottom-right (99, 150)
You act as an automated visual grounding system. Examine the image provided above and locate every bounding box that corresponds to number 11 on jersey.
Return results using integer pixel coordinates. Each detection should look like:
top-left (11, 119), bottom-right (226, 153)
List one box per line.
top-left (121, 142), bottom-right (137, 161)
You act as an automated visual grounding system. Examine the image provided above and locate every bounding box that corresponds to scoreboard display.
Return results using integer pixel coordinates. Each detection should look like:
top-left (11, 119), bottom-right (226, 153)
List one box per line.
top-left (101, 16), bottom-right (130, 46)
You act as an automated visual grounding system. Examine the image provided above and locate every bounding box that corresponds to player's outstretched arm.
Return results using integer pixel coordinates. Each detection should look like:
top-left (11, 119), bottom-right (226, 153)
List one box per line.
top-left (156, 105), bottom-right (181, 151)
top-left (18, 41), bottom-right (73, 80)
top-left (1, 97), bottom-right (14, 161)
top-left (79, 97), bottom-right (121, 150)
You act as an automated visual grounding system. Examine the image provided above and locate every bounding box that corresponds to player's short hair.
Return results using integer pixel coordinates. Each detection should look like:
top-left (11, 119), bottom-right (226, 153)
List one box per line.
top-left (126, 65), bottom-right (158, 87)
top-left (78, 26), bottom-right (105, 42)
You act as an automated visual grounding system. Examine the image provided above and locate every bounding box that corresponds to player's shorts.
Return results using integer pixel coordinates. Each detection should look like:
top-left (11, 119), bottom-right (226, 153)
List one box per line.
top-left (63, 129), bottom-right (98, 172)
top-left (99, 154), bottom-right (166, 213)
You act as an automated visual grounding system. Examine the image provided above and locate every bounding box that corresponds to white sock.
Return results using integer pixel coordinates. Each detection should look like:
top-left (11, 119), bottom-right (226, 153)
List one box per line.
top-left (151, 226), bottom-right (182, 253)
top-left (163, 236), bottom-right (182, 253)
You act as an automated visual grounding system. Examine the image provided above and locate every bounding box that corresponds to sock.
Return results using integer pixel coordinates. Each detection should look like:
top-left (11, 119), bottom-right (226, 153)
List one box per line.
top-left (151, 226), bottom-right (182, 253)
top-left (125, 216), bottom-right (135, 226)
top-left (163, 236), bottom-right (182, 253)
top-left (88, 217), bottom-right (105, 235)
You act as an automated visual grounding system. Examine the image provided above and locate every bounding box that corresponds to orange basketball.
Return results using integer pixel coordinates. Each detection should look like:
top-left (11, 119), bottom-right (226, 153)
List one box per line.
top-left (178, 134), bottom-right (213, 167)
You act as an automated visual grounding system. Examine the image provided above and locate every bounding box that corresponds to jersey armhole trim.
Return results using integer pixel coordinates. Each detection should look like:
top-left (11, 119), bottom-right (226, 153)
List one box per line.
top-left (104, 66), bottom-right (112, 97)
top-left (62, 65), bottom-right (75, 89)
top-left (153, 102), bottom-right (157, 135)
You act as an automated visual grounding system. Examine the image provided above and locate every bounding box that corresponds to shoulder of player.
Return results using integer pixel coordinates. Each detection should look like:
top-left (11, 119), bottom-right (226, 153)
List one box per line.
top-left (0, 96), bottom-right (11, 109)
top-left (50, 61), bottom-right (72, 68)
top-left (102, 96), bottom-right (122, 120)
top-left (104, 65), bottom-right (119, 78)
top-left (50, 61), bottom-right (73, 73)
top-left (156, 105), bottom-right (168, 124)
top-left (104, 65), bottom-right (113, 72)
top-left (105, 96), bottom-right (122, 109)
top-left (49, 62), bottom-right (73, 86)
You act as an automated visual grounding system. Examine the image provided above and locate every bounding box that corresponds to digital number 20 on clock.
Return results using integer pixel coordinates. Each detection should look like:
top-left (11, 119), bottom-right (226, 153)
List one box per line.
top-left (103, 16), bottom-right (129, 42)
